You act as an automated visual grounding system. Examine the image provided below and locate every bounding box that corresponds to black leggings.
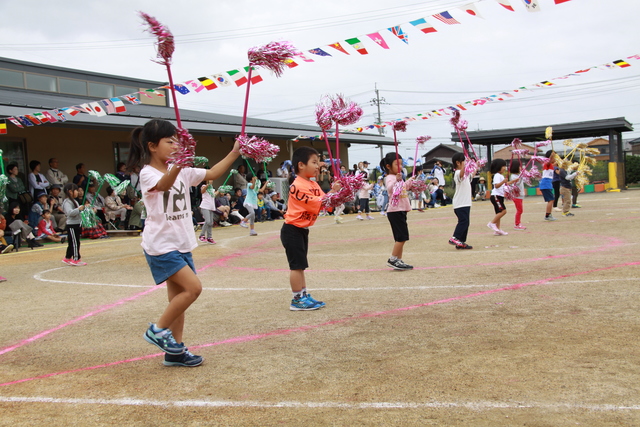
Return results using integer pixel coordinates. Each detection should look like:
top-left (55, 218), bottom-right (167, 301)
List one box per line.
top-left (65, 224), bottom-right (82, 260)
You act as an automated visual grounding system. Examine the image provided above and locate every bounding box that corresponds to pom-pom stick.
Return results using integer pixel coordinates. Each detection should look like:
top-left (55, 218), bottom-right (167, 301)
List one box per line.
top-left (0, 149), bottom-right (4, 175)
top-left (0, 174), bottom-right (8, 205)
top-left (412, 135), bottom-right (431, 177)
top-left (391, 121), bottom-right (407, 174)
top-left (330, 94), bottom-right (363, 170)
top-left (242, 41), bottom-right (298, 136)
top-left (221, 169), bottom-right (238, 187)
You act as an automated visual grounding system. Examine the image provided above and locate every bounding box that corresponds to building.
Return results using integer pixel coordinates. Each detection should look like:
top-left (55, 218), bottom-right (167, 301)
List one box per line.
top-left (421, 143), bottom-right (463, 171)
top-left (493, 143), bottom-right (535, 162)
top-left (0, 56), bottom-right (393, 190)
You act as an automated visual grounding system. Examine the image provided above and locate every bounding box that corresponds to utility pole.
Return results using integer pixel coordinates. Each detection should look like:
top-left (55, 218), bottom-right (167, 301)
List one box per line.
top-left (370, 83), bottom-right (387, 160)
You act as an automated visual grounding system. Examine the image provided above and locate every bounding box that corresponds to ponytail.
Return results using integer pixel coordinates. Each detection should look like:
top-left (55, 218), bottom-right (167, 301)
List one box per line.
top-left (126, 119), bottom-right (177, 171)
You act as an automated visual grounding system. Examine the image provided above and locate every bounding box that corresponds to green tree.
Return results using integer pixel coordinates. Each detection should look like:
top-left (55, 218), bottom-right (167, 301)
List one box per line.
top-left (626, 155), bottom-right (640, 184)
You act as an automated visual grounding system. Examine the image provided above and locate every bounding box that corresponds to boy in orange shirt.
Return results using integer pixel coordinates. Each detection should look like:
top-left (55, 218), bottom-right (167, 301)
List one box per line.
top-left (281, 147), bottom-right (340, 311)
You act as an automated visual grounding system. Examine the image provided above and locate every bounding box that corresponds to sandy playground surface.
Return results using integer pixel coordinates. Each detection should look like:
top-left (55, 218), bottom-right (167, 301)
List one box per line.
top-left (0, 190), bottom-right (639, 426)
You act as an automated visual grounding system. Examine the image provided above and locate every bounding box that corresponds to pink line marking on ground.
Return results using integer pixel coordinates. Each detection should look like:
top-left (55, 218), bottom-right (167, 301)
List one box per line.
top-left (2, 260), bottom-right (638, 389)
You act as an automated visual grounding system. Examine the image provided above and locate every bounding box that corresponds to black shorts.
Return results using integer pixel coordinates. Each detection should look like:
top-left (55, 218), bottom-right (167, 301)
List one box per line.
top-left (490, 195), bottom-right (506, 214)
top-left (386, 211), bottom-right (409, 242)
top-left (280, 223), bottom-right (310, 270)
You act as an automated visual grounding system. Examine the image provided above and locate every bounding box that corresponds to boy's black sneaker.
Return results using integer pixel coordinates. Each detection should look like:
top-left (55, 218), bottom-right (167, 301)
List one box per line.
top-left (163, 347), bottom-right (203, 367)
top-left (387, 258), bottom-right (414, 270)
top-left (456, 242), bottom-right (473, 250)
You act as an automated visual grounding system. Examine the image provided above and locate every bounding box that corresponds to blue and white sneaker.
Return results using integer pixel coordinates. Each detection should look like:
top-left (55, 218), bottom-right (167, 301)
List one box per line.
top-left (290, 295), bottom-right (321, 311)
top-left (304, 292), bottom-right (326, 308)
top-left (143, 323), bottom-right (185, 355)
top-left (163, 347), bottom-right (203, 367)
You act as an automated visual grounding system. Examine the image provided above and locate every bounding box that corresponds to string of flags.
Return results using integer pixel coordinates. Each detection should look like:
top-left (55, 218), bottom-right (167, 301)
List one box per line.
top-left (0, 0), bottom-right (613, 137)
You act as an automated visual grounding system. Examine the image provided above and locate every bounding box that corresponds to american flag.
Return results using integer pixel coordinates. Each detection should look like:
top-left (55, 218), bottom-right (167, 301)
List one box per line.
top-left (433, 11), bottom-right (460, 25)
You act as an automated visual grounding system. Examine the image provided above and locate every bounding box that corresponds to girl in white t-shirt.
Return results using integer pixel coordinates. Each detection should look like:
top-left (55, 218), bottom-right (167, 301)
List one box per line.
top-left (449, 153), bottom-right (473, 249)
top-left (488, 159), bottom-right (517, 236)
top-left (198, 181), bottom-right (217, 244)
top-left (128, 119), bottom-right (240, 368)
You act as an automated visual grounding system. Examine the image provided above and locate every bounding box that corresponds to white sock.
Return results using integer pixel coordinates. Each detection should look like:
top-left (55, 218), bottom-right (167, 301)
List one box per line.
top-left (292, 291), bottom-right (303, 299)
top-left (390, 256), bottom-right (398, 261)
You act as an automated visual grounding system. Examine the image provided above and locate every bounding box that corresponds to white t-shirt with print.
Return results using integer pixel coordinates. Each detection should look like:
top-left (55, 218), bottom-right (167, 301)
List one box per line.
top-left (453, 170), bottom-right (472, 208)
top-left (140, 165), bottom-right (206, 256)
top-left (491, 173), bottom-right (505, 197)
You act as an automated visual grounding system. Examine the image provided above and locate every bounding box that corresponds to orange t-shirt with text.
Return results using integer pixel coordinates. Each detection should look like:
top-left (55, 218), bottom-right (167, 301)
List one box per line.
top-left (284, 177), bottom-right (323, 228)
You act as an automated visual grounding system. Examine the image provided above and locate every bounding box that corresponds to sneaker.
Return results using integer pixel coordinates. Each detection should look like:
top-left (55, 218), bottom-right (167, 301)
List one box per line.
top-left (1, 244), bottom-right (13, 254)
top-left (239, 221), bottom-right (248, 228)
top-left (487, 222), bottom-right (499, 233)
top-left (545, 215), bottom-right (557, 221)
top-left (303, 292), bottom-right (326, 308)
top-left (449, 237), bottom-right (462, 246)
top-left (514, 225), bottom-right (527, 230)
top-left (69, 259), bottom-right (87, 266)
top-left (220, 221), bottom-right (232, 227)
top-left (366, 215), bottom-right (374, 220)
top-left (207, 238), bottom-right (216, 245)
top-left (198, 235), bottom-right (207, 243)
top-left (249, 229), bottom-right (258, 236)
top-left (553, 207), bottom-right (562, 212)
top-left (434, 204), bottom-right (441, 208)
top-left (456, 242), bottom-right (473, 250)
top-left (62, 258), bottom-right (74, 265)
top-left (387, 258), bottom-right (413, 270)
top-left (497, 229), bottom-right (508, 236)
top-left (163, 347), bottom-right (203, 367)
top-left (335, 216), bottom-right (343, 224)
top-left (572, 204), bottom-right (581, 208)
top-left (143, 324), bottom-right (185, 355)
top-left (290, 295), bottom-right (322, 311)
top-left (60, 236), bottom-right (67, 244)
top-left (563, 212), bottom-right (575, 217)
top-left (494, 231), bottom-right (501, 236)
top-left (0, 276), bottom-right (6, 282)
top-left (356, 215), bottom-right (363, 220)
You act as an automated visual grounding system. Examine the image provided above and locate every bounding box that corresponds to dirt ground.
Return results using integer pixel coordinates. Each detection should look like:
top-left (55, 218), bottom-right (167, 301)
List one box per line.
top-left (0, 190), bottom-right (639, 426)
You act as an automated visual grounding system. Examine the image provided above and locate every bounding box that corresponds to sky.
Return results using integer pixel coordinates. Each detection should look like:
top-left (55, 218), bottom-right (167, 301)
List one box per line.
top-left (1, 0), bottom-right (639, 166)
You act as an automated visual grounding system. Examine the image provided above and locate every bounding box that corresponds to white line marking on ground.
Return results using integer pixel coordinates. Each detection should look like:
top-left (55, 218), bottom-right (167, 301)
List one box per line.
top-left (0, 396), bottom-right (638, 411)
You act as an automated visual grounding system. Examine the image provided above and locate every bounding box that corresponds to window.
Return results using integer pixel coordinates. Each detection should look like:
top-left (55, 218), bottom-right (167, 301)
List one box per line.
top-left (88, 82), bottom-right (114, 98)
top-left (25, 73), bottom-right (57, 92)
top-left (115, 86), bottom-right (137, 97)
top-left (59, 78), bottom-right (87, 95)
top-left (0, 69), bottom-right (24, 88)
top-left (113, 142), bottom-right (130, 173)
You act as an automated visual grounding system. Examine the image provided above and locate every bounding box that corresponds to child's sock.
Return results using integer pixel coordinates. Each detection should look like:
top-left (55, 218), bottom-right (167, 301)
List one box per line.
top-left (545, 213), bottom-right (550, 218)
top-left (389, 256), bottom-right (398, 262)
top-left (292, 291), bottom-right (303, 299)
top-left (301, 287), bottom-right (308, 296)
top-left (151, 323), bottom-right (164, 333)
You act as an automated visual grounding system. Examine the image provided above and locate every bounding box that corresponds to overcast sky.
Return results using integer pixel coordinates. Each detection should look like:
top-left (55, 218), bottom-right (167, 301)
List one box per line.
top-left (1, 0), bottom-right (639, 165)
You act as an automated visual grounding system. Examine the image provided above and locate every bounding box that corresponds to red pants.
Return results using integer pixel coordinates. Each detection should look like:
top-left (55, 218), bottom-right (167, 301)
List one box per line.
top-left (513, 198), bottom-right (523, 226)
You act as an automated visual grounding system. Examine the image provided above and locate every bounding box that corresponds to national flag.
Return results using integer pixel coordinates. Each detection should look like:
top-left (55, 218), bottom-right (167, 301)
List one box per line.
top-left (32, 112), bottom-right (49, 123)
top-left (16, 116), bottom-right (35, 126)
top-left (40, 111), bottom-right (58, 123)
top-left (244, 66), bottom-right (264, 84)
top-left (61, 107), bottom-right (81, 116)
top-left (328, 42), bottom-right (350, 55)
top-left (366, 32), bottom-right (390, 49)
top-left (100, 99), bottom-right (116, 114)
top-left (522, 0), bottom-right (541, 12)
top-left (138, 91), bottom-right (153, 98)
top-left (123, 95), bottom-right (141, 104)
top-left (8, 117), bottom-right (23, 128)
top-left (409, 18), bottom-right (437, 34)
top-left (345, 37), bottom-right (368, 55)
top-left (575, 68), bottom-right (591, 73)
top-left (284, 59), bottom-right (299, 69)
top-left (496, 0), bottom-right (515, 11)
top-left (627, 54), bottom-right (640, 61)
top-left (79, 104), bottom-right (96, 115)
top-left (173, 84), bottom-right (190, 94)
top-left (227, 69), bottom-right (248, 86)
top-left (0, 120), bottom-right (7, 135)
top-left (388, 26), bottom-right (409, 44)
top-left (554, 0), bottom-right (571, 3)
top-left (296, 53), bottom-right (315, 63)
top-left (185, 80), bottom-right (205, 93)
top-left (433, 11), bottom-right (461, 25)
top-left (613, 60), bottom-right (631, 68)
top-left (461, 3), bottom-right (484, 18)
top-left (145, 89), bottom-right (166, 97)
top-left (541, 81), bottom-right (554, 86)
top-left (499, 92), bottom-right (514, 98)
top-left (456, 104), bottom-right (467, 111)
top-left (90, 102), bottom-right (107, 116)
top-left (308, 48), bottom-right (332, 57)
top-left (24, 114), bottom-right (42, 124)
top-left (197, 76), bottom-right (218, 90)
top-left (212, 73), bottom-right (232, 87)
top-left (110, 98), bottom-right (127, 113)
top-left (53, 109), bottom-right (68, 122)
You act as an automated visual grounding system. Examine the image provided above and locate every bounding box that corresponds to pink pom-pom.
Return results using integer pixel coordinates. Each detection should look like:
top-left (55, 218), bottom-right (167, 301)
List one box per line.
top-left (535, 140), bottom-right (552, 149)
top-left (139, 12), bottom-right (175, 66)
top-left (511, 138), bottom-right (523, 148)
top-left (464, 158), bottom-right (486, 178)
top-left (450, 111), bottom-right (469, 131)
top-left (531, 155), bottom-right (550, 165)
top-left (511, 149), bottom-right (530, 157)
top-left (393, 121), bottom-right (407, 132)
top-left (406, 179), bottom-right (427, 194)
top-left (503, 183), bottom-right (521, 201)
top-left (315, 98), bottom-right (333, 131)
top-left (236, 134), bottom-right (280, 164)
top-left (320, 174), bottom-right (365, 208)
top-left (330, 94), bottom-right (363, 126)
top-left (168, 127), bottom-right (197, 167)
top-left (248, 41), bottom-right (299, 77)
top-left (416, 135), bottom-right (431, 145)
